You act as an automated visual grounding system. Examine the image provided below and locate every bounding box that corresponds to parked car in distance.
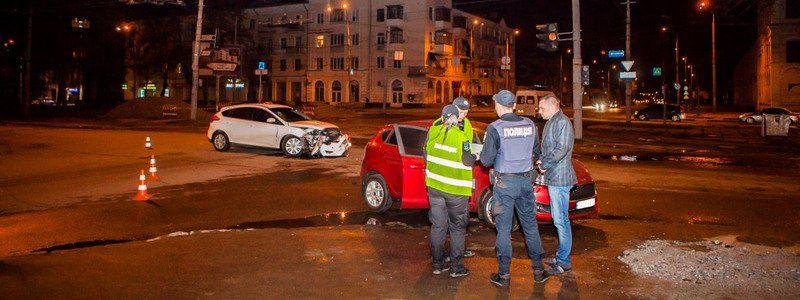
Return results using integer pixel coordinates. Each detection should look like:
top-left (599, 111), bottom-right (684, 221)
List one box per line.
top-left (207, 103), bottom-right (351, 158)
top-left (634, 104), bottom-right (685, 122)
top-left (738, 108), bottom-right (799, 124)
top-left (360, 120), bottom-right (598, 229)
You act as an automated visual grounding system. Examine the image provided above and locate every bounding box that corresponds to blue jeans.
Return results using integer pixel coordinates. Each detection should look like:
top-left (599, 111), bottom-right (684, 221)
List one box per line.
top-left (493, 174), bottom-right (545, 274)
top-left (549, 185), bottom-right (572, 268)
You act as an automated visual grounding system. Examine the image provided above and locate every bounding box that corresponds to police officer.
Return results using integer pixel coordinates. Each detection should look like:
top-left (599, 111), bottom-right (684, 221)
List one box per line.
top-left (480, 90), bottom-right (549, 286)
top-left (453, 96), bottom-right (471, 126)
top-left (424, 104), bottom-right (478, 278)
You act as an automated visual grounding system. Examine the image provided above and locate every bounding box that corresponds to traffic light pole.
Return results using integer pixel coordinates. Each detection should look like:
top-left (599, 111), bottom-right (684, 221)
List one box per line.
top-left (572, 0), bottom-right (583, 139)
top-left (190, 0), bottom-right (205, 121)
top-left (623, 0), bottom-right (635, 124)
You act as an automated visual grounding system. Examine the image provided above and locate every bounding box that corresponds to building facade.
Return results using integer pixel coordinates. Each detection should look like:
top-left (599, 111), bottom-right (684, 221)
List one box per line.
top-left (734, 0), bottom-right (800, 110)
top-left (244, 0), bottom-right (517, 107)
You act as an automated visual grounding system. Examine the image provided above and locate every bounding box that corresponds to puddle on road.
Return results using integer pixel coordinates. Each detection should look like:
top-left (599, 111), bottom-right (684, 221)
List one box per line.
top-left (230, 210), bottom-right (432, 230)
top-left (584, 154), bottom-right (746, 167)
top-left (32, 239), bottom-right (134, 253)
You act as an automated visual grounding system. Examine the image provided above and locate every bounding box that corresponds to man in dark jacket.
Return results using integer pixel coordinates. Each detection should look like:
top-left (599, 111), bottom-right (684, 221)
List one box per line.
top-left (537, 95), bottom-right (577, 275)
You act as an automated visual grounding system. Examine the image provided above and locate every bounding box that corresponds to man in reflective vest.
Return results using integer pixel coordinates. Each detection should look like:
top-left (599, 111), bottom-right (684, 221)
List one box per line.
top-left (480, 90), bottom-right (549, 286)
top-left (424, 104), bottom-right (478, 278)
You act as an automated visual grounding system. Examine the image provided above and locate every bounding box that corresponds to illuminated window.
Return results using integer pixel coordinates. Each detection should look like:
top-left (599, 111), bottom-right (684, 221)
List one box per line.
top-left (315, 35), bottom-right (324, 47)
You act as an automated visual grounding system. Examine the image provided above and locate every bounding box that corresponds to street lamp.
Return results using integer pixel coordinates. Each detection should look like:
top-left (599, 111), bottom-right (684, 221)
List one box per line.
top-left (698, 0), bottom-right (717, 112)
top-left (504, 29), bottom-right (519, 89)
top-left (660, 26), bottom-right (680, 105)
top-left (117, 23), bottom-right (138, 99)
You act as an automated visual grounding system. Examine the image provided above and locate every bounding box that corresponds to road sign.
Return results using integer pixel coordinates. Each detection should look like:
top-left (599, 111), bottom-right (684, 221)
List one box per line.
top-left (255, 69), bottom-right (268, 75)
top-left (683, 85), bottom-right (689, 91)
top-left (258, 61), bottom-right (266, 70)
top-left (608, 50), bottom-right (624, 58)
top-left (199, 34), bottom-right (216, 42)
top-left (207, 62), bottom-right (237, 72)
top-left (501, 56), bottom-right (511, 65)
top-left (501, 64), bottom-right (511, 70)
top-left (673, 83), bottom-right (681, 90)
top-left (621, 61), bottom-right (634, 72)
top-left (619, 71), bottom-right (636, 79)
top-left (652, 67), bottom-right (662, 77)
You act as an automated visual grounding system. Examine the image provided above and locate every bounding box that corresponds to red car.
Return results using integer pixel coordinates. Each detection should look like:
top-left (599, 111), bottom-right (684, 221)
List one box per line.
top-left (360, 121), bottom-right (598, 228)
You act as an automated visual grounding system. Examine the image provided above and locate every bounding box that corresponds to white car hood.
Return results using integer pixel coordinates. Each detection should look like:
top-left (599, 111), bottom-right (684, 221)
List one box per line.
top-left (288, 120), bottom-right (339, 130)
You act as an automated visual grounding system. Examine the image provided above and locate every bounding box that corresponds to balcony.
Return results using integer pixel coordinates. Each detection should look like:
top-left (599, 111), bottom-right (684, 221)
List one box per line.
top-left (432, 44), bottom-right (453, 55)
top-left (386, 16), bottom-right (404, 27)
top-left (408, 66), bottom-right (428, 77)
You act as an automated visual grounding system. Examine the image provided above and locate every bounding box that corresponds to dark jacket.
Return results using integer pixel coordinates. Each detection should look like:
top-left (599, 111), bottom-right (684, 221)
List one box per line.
top-left (540, 110), bottom-right (577, 186)
top-left (479, 113), bottom-right (540, 169)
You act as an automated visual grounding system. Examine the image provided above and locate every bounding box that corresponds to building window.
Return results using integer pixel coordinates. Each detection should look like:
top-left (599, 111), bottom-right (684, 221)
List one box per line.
top-left (249, 19), bottom-right (256, 30)
top-left (295, 36), bottom-right (302, 48)
top-left (389, 28), bottom-right (404, 43)
top-left (377, 8), bottom-right (385, 22)
top-left (788, 40), bottom-right (800, 63)
top-left (788, 0), bottom-right (800, 19)
top-left (391, 80), bottom-right (403, 103)
top-left (351, 57), bottom-right (359, 69)
top-left (429, 7), bottom-right (433, 20)
top-left (332, 9), bottom-right (345, 22)
top-left (316, 57), bottom-right (323, 70)
top-left (377, 56), bottom-right (385, 69)
top-left (377, 33), bottom-right (386, 44)
top-left (434, 7), bottom-right (451, 22)
top-left (332, 80), bottom-right (342, 102)
top-left (279, 59), bottom-right (287, 71)
top-left (393, 58), bottom-right (402, 68)
top-left (280, 38), bottom-right (287, 49)
top-left (352, 9), bottom-right (359, 22)
top-left (314, 81), bottom-right (325, 102)
top-left (295, 59), bottom-right (302, 71)
top-left (331, 34), bottom-right (345, 46)
top-left (315, 35), bottom-right (325, 47)
top-left (331, 57), bottom-right (345, 70)
top-left (351, 34), bottom-right (359, 45)
top-left (317, 13), bottom-right (324, 24)
top-left (387, 5), bottom-right (404, 20)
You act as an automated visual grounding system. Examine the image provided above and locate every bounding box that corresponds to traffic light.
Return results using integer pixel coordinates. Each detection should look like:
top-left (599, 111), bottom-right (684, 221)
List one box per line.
top-left (536, 23), bottom-right (558, 52)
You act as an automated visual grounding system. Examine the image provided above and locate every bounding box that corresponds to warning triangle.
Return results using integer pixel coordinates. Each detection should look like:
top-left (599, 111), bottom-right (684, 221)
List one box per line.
top-left (621, 61), bottom-right (634, 71)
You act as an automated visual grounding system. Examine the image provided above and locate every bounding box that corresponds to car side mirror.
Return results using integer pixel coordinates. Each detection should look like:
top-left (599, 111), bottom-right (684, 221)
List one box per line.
top-left (266, 117), bottom-right (277, 124)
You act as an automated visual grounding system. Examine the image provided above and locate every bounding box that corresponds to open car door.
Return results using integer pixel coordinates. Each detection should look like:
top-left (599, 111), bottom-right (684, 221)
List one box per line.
top-left (394, 124), bottom-right (429, 209)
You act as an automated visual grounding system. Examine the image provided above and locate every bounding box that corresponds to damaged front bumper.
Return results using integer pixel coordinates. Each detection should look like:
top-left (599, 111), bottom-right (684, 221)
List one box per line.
top-left (303, 129), bottom-right (352, 157)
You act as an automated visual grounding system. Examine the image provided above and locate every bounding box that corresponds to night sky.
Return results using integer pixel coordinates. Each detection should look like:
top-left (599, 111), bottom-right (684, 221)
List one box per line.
top-left (1, 0), bottom-right (757, 101)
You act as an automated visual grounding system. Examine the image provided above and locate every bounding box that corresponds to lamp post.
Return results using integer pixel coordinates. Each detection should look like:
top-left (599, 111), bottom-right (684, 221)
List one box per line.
top-left (504, 29), bottom-right (519, 90)
top-left (698, 1), bottom-right (717, 112)
top-left (660, 26), bottom-right (680, 106)
top-left (117, 23), bottom-right (137, 100)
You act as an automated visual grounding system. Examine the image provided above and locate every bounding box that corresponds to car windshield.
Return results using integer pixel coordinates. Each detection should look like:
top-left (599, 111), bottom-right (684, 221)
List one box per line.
top-left (271, 107), bottom-right (310, 122)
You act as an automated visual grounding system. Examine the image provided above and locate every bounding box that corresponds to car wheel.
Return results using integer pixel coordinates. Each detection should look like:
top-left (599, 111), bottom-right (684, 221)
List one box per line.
top-left (671, 115), bottom-right (680, 122)
top-left (281, 135), bottom-right (305, 158)
top-left (479, 189), bottom-right (519, 232)
top-left (638, 114), bottom-right (648, 121)
top-left (211, 131), bottom-right (230, 152)
top-left (746, 117), bottom-right (755, 124)
top-left (362, 173), bottom-right (393, 213)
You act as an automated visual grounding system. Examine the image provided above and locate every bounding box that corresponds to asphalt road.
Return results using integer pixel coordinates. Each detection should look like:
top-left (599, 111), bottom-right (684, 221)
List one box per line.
top-left (1, 117), bottom-right (799, 298)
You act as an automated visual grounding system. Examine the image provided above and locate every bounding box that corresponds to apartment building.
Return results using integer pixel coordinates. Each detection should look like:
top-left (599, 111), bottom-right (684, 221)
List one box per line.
top-left (244, 0), bottom-right (516, 107)
top-left (734, 0), bottom-right (800, 110)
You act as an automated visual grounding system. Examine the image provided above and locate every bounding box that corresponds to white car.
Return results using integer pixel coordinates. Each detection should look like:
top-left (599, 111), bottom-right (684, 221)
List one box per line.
top-left (207, 103), bottom-right (351, 157)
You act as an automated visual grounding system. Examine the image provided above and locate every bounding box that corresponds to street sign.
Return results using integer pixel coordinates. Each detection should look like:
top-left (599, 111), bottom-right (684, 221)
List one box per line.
top-left (207, 62), bottom-right (237, 72)
top-left (683, 85), bottom-right (689, 91)
top-left (199, 34), bottom-right (216, 42)
top-left (619, 71), bottom-right (636, 79)
top-left (674, 83), bottom-right (681, 90)
top-left (621, 60), bottom-right (635, 72)
top-left (652, 67), bottom-right (662, 77)
top-left (608, 50), bottom-right (624, 58)
top-left (501, 56), bottom-right (511, 65)
top-left (258, 61), bottom-right (266, 70)
top-left (501, 64), bottom-right (511, 70)
top-left (255, 69), bottom-right (268, 75)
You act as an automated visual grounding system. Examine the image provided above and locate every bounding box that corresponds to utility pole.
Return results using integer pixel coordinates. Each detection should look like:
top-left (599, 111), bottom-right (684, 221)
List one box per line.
top-left (674, 36), bottom-right (680, 105)
top-left (190, 0), bottom-right (205, 121)
top-left (571, 0), bottom-right (583, 139)
top-left (711, 12), bottom-right (717, 112)
top-left (622, 1), bottom-right (635, 124)
top-left (22, 1), bottom-right (32, 117)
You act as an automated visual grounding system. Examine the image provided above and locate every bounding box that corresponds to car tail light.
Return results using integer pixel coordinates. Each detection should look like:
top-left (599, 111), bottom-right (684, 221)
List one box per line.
top-left (210, 114), bottom-right (220, 122)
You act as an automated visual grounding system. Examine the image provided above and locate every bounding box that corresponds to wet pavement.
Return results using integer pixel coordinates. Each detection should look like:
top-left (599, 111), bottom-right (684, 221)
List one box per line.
top-left (1, 115), bottom-right (799, 297)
